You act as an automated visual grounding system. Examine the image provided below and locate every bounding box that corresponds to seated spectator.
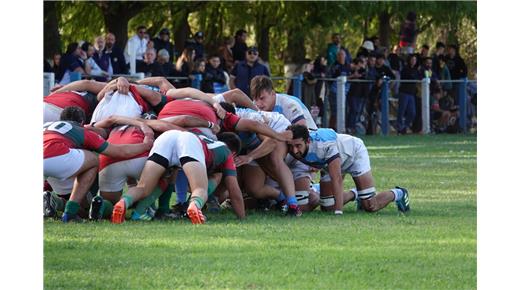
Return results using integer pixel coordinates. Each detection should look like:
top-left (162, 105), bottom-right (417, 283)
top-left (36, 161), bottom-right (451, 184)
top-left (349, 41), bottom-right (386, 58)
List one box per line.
top-left (58, 42), bottom-right (88, 85)
top-left (186, 31), bottom-right (205, 61)
top-left (173, 47), bottom-right (195, 88)
top-left (93, 36), bottom-right (113, 81)
top-left (218, 36), bottom-right (235, 73)
top-left (45, 52), bottom-right (63, 78)
top-left (153, 28), bottom-right (175, 63)
top-left (81, 41), bottom-right (109, 81)
top-left (230, 46), bottom-right (270, 98)
top-left (205, 54), bottom-right (229, 93)
top-left (104, 32), bottom-right (128, 74)
top-left (136, 48), bottom-right (162, 77)
top-left (154, 49), bottom-right (174, 77)
top-left (431, 88), bottom-right (459, 133)
top-left (193, 59), bottom-right (211, 92)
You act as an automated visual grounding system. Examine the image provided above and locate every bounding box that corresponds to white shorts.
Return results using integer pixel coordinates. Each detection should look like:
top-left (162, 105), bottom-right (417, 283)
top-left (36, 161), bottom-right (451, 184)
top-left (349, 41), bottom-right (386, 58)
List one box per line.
top-left (43, 102), bottom-right (63, 123)
top-left (44, 149), bottom-right (85, 180)
top-left (98, 157), bottom-right (147, 192)
top-left (320, 136), bottom-right (371, 182)
top-left (149, 130), bottom-right (206, 168)
top-left (46, 176), bottom-right (74, 195)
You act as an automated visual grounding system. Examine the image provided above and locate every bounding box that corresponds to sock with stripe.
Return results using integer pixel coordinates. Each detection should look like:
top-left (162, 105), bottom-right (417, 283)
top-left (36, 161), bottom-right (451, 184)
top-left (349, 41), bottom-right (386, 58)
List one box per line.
top-left (190, 196), bottom-right (204, 209)
top-left (122, 194), bottom-right (134, 209)
top-left (391, 188), bottom-right (404, 201)
top-left (286, 195), bottom-right (297, 206)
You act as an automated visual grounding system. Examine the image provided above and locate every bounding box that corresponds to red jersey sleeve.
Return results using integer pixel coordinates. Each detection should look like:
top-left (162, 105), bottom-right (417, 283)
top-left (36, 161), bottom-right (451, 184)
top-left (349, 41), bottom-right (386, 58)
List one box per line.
top-left (222, 112), bottom-right (241, 131)
top-left (219, 154), bottom-right (237, 177)
top-left (83, 129), bottom-right (109, 153)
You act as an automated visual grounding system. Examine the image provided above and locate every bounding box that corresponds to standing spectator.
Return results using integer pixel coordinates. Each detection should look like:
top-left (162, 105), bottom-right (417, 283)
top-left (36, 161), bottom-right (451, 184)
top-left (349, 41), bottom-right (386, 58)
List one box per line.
top-left (218, 36), bottom-right (235, 73)
top-left (81, 41), bottom-right (109, 81)
top-left (397, 54), bottom-right (420, 134)
top-left (92, 36), bottom-right (113, 81)
top-left (136, 48), bottom-right (161, 77)
top-left (190, 31), bottom-right (205, 61)
top-left (346, 58), bottom-right (369, 134)
top-left (370, 36), bottom-right (381, 52)
top-left (232, 29), bottom-right (248, 63)
top-left (124, 25), bottom-right (148, 64)
top-left (104, 32), bottom-right (128, 74)
top-left (438, 55), bottom-right (452, 92)
top-left (230, 46), bottom-right (270, 98)
top-left (327, 49), bottom-right (351, 131)
top-left (431, 41), bottom-right (446, 77)
top-left (301, 59), bottom-right (317, 109)
top-left (153, 28), bottom-right (175, 63)
top-left (356, 40), bottom-right (375, 58)
top-left (388, 45), bottom-right (403, 95)
top-left (418, 44), bottom-right (430, 67)
top-left (312, 56), bottom-right (327, 120)
top-left (327, 33), bottom-right (352, 67)
top-left (173, 47), bottom-right (195, 88)
top-left (58, 42), bottom-right (89, 85)
top-left (155, 49), bottom-right (174, 77)
top-left (399, 11), bottom-right (418, 54)
top-left (420, 57), bottom-right (436, 80)
top-left (446, 44), bottom-right (468, 80)
top-left (205, 54), bottom-right (228, 93)
top-left (366, 53), bottom-right (381, 135)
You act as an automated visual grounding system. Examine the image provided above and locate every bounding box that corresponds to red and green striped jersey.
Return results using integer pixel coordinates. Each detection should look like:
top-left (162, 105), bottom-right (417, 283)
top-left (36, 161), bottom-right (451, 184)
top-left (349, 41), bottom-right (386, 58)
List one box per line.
top-left (98, 125), bottom-right (149, 171)
top-left (43, 121), bottom-right (108, 159)
top-left (44, 91), bottom-right (98, 119)
top-left (195, 132), bottom-right (236, 177)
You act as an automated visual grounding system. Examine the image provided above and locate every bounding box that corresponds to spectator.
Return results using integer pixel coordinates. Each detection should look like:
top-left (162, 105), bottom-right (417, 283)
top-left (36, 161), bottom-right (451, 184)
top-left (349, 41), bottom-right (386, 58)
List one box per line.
top-left (81, 41), bottom-right (109, 81)
top-left (104, 32), bottom-right (128, 74)
top-left (155, 49), bottom-right (174, 77)
top-left (124, 25), bottom-right (148, 64)
top-left (370, 36), bottom-right (381, 52)
top-left (146, 39), bottom-right (154, 50)
top-left (356, 40), bottom-right (375, 58)
top-left (420, 57), bottom-right (436, 80)
top-left (388, 45), bottom-right (403, 95)
top-left (218, 36), bottom-right (235, 73)
top-left (327, 33), bottom-right (352, 68)
top-left (399, 11), bottom-right (418, 54)
top-left (301, 59), bottom-right (317, 109)
top-left (136, 48), bottom-right (162, 77)
top-left (374, 53), bottom-right (396, 81)
top-left (431, 88), bottom-right (459, 133)
top-left (58, 42), bottom-right (88, 85)
top-left (397, 54), bottom-right (420, 134)
top-left (312, 56), bottom-right (327, 120)
top-left (327, 49), bottom-right (351, 131)
top-left (230, 46), bottom-right (270, 98)
top-left (438, 55), bottom-right (452, 92)
top-left (153, 28), bottom-right (175, 63)
top-left (419, 44), bottom-right (430, 66)
top-left (446, 44), bottom-right (468, 80)
top-left (192, 59), bottom-right (212, 93)
top-left (45, 52), bottom-right (63, 78)
top-left (232, 29), bottom-right (248, 63)
top-left (173, 47), bottom-right (195, 88)
top-left (204, 54), bottom-right (228, 93)
top-left (366, 52), bottom-right (381, 135)
top-left (191, 31), bottom-right (205, 61)
top-left (431, 41), bottom-right (446, 78)
top-left (346, 57), bottom-right (370, 134)
top-left (92, 36), bottom-right (113, 81)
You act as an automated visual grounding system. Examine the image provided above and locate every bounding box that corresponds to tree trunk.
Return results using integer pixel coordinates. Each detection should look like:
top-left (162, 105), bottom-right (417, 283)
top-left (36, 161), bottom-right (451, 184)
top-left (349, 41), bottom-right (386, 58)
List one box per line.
top-left (173, 11), bottom-right (191, 54)
top-left (378, 11), bottom-right (391, 49)
top-left (44, 1), bottom-right (61, 59)
top-left (285, 31), bottom-right (305, 64)
top-left (258, 26), bottom-right (270, 63)
top-left (97, 2), bottom-right (146, 49)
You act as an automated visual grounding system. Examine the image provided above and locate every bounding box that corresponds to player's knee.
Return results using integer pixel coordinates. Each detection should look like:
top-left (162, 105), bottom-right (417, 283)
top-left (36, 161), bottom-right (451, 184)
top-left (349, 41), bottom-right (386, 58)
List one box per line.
top-left (319, 195), bottom-right (335, 211)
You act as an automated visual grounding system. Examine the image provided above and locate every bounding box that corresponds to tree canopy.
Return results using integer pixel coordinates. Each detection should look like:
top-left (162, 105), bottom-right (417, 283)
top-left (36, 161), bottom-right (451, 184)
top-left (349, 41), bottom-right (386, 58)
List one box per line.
top-left (44, 1), bottom-right (477, 77)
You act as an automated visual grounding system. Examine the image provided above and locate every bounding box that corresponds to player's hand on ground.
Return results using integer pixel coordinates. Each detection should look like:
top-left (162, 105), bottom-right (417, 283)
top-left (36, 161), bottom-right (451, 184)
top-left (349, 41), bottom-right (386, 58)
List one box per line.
top-left (116, 77), bottom-right (130, 95)
top-left (213, 103), bottom-right (226, 119)
top-left (234, 155), bottom-right (252, 167)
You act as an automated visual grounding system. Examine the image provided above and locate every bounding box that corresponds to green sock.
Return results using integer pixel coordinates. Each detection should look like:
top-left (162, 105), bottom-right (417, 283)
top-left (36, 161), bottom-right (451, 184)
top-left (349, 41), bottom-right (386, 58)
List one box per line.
top-left (122, 194), bottom-right (134, 209)
top-left (64, 200), bottom-right (80, 215)
top-left (158, 184), bottom-right (174, 213)
top-left (51, 192), bottom-right (65, 211)
top-left (208, 180), bottom-right (217, 197)
top-left (135, 187), bottom-right (163, 215)
top-left (101, 200), bottom-right (113, 219)
top-left (190, 196), bottom-right (204, 209)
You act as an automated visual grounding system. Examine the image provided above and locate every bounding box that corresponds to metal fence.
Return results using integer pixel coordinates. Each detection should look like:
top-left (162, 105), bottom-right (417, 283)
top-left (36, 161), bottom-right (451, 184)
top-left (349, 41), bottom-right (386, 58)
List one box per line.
top-left (44, 72), bottom-right (476, 135)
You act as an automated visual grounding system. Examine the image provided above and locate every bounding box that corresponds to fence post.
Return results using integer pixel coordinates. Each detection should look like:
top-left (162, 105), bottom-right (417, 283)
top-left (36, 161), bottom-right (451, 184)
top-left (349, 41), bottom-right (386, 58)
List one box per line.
top-left (191, 74), bottom-right (202, 89)
top-left (458, 78), bottom-right (468, 133)
top-left (135, 72), bottom-right (145, 81)
top-left (421, 77), bottom-right (431, 134)
top-left (381, 78), bottom-right (389, 136)
top-left (293, 74), bottom-right (303, 100)
top-left (336, 76), bottom-right (347, 133)
top-left (43, 72), bottom-right (55, 96)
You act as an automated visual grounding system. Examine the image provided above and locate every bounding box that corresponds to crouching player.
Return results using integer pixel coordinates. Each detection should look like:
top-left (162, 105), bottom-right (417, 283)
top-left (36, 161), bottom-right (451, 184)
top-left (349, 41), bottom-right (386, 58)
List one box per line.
top-left (111, 130), bottom-right (245, 224)
top-left (286, 125), bottom-right (410, 215)
top-left (43, 106), bottom-right (153, 222)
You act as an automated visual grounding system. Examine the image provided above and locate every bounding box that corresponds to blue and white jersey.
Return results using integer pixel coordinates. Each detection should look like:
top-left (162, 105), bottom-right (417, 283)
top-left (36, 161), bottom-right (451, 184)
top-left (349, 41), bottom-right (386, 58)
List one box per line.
top-left (274, 93), bottom-right (318, 130)
top-left (236, 108), bottom-right (291, 132)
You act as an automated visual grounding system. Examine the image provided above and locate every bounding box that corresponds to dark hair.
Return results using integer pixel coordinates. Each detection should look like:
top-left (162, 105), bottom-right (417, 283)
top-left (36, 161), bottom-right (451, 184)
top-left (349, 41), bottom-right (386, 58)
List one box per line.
top-left (287, 124), bottom-right (310, 141)
top-left (435, 42), bottom-right (446, 49)
top-left (60, 106), bottom-right (86, 124)
top-left (219, 102), bottom-right (236, 114)
top-left (448, 44), bottom-right (458, 51)
top-left (406, 11), bottom-right (416, 22)
top-left (209, 53), bottom-right (221, 60)
top-left (136, 25), bottom-right (147, 31)
top-left (250, 75), bottom-right (274, 100)
top-left (421, 44), bottom-right (430, 50)
top-left (353, 57), bottom-right (362, 65)
top-left (80, 41), bottom-right (91, 52)
top-left (217, 132), bottom-right (242, 154)
top-left (65, 42), bottom-right (79, 55)
top-left (235, 29), bottom-right (247, 38)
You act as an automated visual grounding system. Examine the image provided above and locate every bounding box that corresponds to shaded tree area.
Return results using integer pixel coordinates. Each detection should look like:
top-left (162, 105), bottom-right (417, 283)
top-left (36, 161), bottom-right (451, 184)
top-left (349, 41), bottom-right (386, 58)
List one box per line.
top-left (44, 1), bottom-right (477, 77)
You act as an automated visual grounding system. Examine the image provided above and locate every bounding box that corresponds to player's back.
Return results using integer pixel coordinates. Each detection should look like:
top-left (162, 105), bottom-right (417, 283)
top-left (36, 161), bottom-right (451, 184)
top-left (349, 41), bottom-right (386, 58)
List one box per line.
top-left (275, 93), bottom-right (317, 130)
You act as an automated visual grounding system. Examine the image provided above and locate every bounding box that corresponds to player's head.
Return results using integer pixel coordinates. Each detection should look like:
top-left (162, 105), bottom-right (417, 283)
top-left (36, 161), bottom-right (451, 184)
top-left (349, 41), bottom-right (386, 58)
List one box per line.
top-left (286, 124), bottom-right (310, 159)
top-left (219, 102), bottom-right (236, 114)
top-left (60, 106), bottom-right (86, 125)
top-left (251, 75), bottom-right (276, 111)
top-left (217, 132), bottom-right (242, 155)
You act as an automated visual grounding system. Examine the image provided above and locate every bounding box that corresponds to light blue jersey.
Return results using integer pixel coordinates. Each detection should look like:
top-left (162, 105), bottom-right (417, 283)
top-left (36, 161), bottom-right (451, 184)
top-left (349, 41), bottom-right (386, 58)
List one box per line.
top-left (274, 93), bottom-right (318, 130)
top-left (294, 128), bottom-right (340, 169)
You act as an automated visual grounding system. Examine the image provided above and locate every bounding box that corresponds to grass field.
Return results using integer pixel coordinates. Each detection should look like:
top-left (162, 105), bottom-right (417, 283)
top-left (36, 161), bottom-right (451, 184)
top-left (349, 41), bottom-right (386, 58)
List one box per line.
top-left (44, 134), bottom-right (476, 289)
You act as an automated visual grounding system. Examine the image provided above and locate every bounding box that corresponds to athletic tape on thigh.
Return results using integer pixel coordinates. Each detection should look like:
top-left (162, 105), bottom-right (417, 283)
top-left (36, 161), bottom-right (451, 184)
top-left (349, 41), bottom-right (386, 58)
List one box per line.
top-left (319, 195), bottom-right (335, 207)
top-left (357, 187), bottom-right (376, 200)
top-left (295, 190), bottom-right (309, 205)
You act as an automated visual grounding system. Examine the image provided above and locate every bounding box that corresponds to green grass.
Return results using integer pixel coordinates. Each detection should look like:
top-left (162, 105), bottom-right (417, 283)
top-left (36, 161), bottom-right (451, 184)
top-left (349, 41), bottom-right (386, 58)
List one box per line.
top-left (44, 134), bottom-right (476, 290)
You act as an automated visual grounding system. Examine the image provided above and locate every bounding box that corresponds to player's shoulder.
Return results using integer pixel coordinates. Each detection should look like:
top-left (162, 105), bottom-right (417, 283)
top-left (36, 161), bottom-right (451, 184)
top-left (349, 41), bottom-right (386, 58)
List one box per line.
top-left (311, 128), bottom-right (337, 142)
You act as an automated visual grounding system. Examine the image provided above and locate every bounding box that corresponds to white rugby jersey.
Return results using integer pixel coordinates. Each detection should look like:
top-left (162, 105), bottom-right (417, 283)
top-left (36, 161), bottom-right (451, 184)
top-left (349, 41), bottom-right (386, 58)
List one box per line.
top-left (273, 93), bottom-right (318, 130)
top-left (235, 108), bottom-right (291, 132)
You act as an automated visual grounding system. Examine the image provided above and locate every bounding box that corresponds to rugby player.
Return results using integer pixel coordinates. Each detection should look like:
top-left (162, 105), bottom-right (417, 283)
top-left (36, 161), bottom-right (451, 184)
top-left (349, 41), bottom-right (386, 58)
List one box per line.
top-left (286, 124), bottom-right (410, 215)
